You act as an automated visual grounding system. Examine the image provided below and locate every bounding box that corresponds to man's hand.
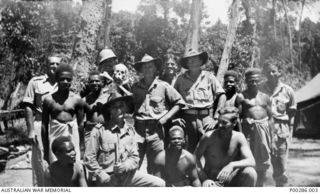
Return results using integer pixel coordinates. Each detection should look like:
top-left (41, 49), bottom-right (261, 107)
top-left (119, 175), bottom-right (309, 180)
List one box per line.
top-left (271, 141), bottom-right (278, 156)
top-left (97, 171), bottom-right (111, 184)
top-left (202, 179), bottom-right (223, 187)
top-left (113, 163), bottom-right (126, 175)
top-left (216, 164), bottom-right (234, 183)
top-left (203, 117), bottom-right (218, 132)
top-left (171, 118), bottom-right (186, 128)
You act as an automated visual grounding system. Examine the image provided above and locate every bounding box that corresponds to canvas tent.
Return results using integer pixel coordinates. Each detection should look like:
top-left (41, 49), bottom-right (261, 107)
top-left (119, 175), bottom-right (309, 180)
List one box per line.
top-left (294, 73), bottom-right (320, 137)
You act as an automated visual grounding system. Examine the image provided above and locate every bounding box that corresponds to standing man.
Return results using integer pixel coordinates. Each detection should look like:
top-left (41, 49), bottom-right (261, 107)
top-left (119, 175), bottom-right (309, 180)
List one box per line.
top-left (261, 62), bottom-right (296, 186)
top-left (174, 49), bottom-right (226, 152)
top-left (97, 48), bottom-right (117, 87)
top-left (194, 107), bottom-right (257, 187)
top-left (83, 70), bottom-right (106, 147)
top-left (224, 70), bottom-right (240, 107)
top-left (23, 54), bottom-right (61, 186)
top-left (224, 70), bottom-right (242, 132)
top-left (160, 54), bottom-right (181, 86)
top-left (236, 68), bottom-right (277, 186)
top-left (42, 64), bottom-right (85, 164)
top-left (154, 125), bottom-right (201, 187)
top-left (132, 54), bottom-right (185, 174)
top-left (84, 92), bottom-right (165, 186)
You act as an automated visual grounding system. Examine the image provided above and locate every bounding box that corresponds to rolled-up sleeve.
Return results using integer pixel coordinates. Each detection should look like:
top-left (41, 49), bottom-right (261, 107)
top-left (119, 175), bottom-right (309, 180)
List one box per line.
top-left (211, 75), bottom-right (225, 96)
top-left (287, 87), bottom-right (297, 110)
top-left (165, 84), bottom-right (186, 108)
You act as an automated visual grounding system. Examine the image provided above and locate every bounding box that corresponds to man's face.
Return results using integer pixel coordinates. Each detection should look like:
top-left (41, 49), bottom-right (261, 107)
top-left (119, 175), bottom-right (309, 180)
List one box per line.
top-left (246, 74), bottom-right (261, 90)
top-left (186, 56), bottom-right (202, 72)
top-left (224, 76), bottom-right (236, 92)
top-left (265, 64), bottom-right (281, 83)
top-left (47, 57), bottom-right (61, 77)
top-left (140, 62), bottom-right (157, 78)
top-left (164, 58), bottom-right (178, 75)
top-left (109, 100), bottom-right (128, 122)
top-left (216, 114), bottom-right (236, 137)
top-left (56, 142), bottom-right (76, 164)
top-left (99, 58), bottom-right (116, 75)
top-left (57, 72), bottom-right (73, 91)
top-left (88, 75), bottom-right (101, 92)
top-left (169, 130), bottom-right (185, 150)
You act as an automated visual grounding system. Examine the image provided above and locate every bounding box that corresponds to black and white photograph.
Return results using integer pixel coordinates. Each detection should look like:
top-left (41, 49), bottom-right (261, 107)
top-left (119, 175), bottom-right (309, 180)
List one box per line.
top-left (0, 0), bottom-right (319, 189)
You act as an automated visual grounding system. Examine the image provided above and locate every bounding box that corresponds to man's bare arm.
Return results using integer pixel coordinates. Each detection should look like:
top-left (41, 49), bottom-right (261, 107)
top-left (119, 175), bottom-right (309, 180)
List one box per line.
top-left (194, 134), bottom-right (209, 181)
top-left (230, 133), bottom-right (255, 168)
top-left (24, 104), bottom-right (35, 143)
top-left (159, 104), bottom-right (180, 125)
top-left (213, 94), bottom-right (226, 119)
top-left (77, 163), bottom-right (88, 187)
top-left (187, 155), bottom-right (201, 187)
top-left (266, 95), bottom-right (277, 153)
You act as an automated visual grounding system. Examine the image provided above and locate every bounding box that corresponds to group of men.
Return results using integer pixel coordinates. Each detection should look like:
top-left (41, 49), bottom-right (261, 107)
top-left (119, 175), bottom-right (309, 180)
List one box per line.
top-left (23, 47), bottom-right (296, 187)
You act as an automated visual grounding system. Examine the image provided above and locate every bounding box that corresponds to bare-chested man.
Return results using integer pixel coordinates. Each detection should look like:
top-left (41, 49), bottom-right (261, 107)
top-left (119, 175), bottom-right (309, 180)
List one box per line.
top-left (42, 64), bottom-right (85, 164)
top-left (154, 126), bottom-right (201, 187)
top-left (236, 68), bottom-right (277, 187)
top-left (82, 71), bottom-right (106, 146)
top-left (45, 136), bottom-right (87, 187)
top-left (194, 107), bottom-right (257, 187)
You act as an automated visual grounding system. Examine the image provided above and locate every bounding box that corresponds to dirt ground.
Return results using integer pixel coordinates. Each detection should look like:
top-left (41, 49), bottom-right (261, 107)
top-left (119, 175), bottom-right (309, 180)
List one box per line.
top-left (0, 137), bottom-right (319, 187)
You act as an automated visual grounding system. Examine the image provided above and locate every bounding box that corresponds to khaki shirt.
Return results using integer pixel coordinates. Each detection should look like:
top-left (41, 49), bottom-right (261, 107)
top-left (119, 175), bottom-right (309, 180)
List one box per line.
top-left (132, 77), bottom-right (185, 120)
top-left (23, 74), bottom-right (58, 120)
top-left (84, 122), bottom-right (139, 176)
top-left (174, 70), bottom-right (225, 109)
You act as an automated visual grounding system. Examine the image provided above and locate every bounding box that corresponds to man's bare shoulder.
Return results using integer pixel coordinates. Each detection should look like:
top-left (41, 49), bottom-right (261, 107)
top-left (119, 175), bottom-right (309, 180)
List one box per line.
top-left (232, 131), bottom-right (248, 144)
top-left (181, 149), bottom-right (196, 164)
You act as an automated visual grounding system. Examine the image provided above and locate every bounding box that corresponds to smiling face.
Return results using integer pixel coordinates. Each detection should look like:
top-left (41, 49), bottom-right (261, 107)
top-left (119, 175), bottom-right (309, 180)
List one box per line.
top-left (88, 74), bottom-right (101, 93)
top-left (47, 57), bottom-right (61, 77)
top-left (108, 100), bottom-right (128, 123)
top-left (164, 58), bottom-right (179, 75)
top-left (224, 76), bottom-right (236, 92)
top-left (57, 72), bottom-right (73, 91)
top-left (168, 129), bottom-right (185, 151)
top-left (56, 141), bottom-right (76, 165)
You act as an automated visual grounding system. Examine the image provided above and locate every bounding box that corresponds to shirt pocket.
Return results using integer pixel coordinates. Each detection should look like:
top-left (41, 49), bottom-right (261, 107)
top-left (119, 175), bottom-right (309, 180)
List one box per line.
top-left (149, 96), bottom-right (166, 114)
top-left (194, 85), bottom-right (210, 102)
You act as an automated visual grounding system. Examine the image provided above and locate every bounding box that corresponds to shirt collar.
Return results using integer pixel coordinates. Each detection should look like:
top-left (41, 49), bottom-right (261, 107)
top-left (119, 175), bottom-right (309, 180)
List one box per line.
top-left (106, 121), bottom-right (130, 136)
top-left (137, 77), bottom-right (159, 92)
top-left (184, 70), bottom-right (205, 81)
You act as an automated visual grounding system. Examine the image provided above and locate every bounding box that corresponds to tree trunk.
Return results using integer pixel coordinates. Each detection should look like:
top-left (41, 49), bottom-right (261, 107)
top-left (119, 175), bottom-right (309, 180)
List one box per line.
top-left (297, 0), bottom-right (305, 71)
top-left (70, 0), bottom-right (106, 92)
top-left (272, 0), bottom-right (277, 40)
top-left (185, 0), bottom-right (202, 51)
top-left (217, 0), bottom-right (241, 83)
top-left (281, 0), bottom-right (294, 68)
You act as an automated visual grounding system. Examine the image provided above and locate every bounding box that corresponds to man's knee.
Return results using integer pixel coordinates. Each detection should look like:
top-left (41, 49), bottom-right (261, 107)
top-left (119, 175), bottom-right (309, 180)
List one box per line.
top-left (241, 167), bottom-right (257, 187)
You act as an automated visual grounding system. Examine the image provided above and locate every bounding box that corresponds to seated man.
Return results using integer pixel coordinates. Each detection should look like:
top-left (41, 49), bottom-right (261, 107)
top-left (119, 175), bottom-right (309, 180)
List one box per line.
top-left (84, 92), bottom-right (165, 187)
top-left (154, 126), bottom-right (201, 187)
top-left (45, 136), bottom-right (87, 187)
top-left (194, 107), bottom-right (257, 187)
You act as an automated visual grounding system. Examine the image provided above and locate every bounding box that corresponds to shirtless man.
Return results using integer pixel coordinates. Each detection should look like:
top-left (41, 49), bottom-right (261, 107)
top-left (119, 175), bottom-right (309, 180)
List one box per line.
top-left (42, 64), bottom-right (85, 164)
top-left (45, 136), bottom-right (87, 187)
top-left (194, 107), bottom-right (257, 187)
top-left (224, 70), bottom-right (242, 132)
top-left (235, 68), bottom-right (277, 186)
top-left (154, 126), bottom-right (201, 187)
top-left (83, 70), bottom-right (106, 146)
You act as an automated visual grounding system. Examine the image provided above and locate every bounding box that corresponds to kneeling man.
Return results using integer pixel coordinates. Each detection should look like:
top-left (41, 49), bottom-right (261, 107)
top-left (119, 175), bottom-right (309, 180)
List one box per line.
top-left (84, 92), bottom-right (165, 186)
top-left (154, 126), bottom-right (201, 187)
top-left (194, 107), bottom-right (257, 187)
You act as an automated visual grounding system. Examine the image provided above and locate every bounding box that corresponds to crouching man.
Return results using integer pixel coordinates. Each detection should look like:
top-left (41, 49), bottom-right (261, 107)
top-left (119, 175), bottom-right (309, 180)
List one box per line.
top-left (154, 126), bottom-right (201, 187)
top-left (84, 92), bottom-right (165, 186)
top-left (194, 107), bottom-right (257, 187)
